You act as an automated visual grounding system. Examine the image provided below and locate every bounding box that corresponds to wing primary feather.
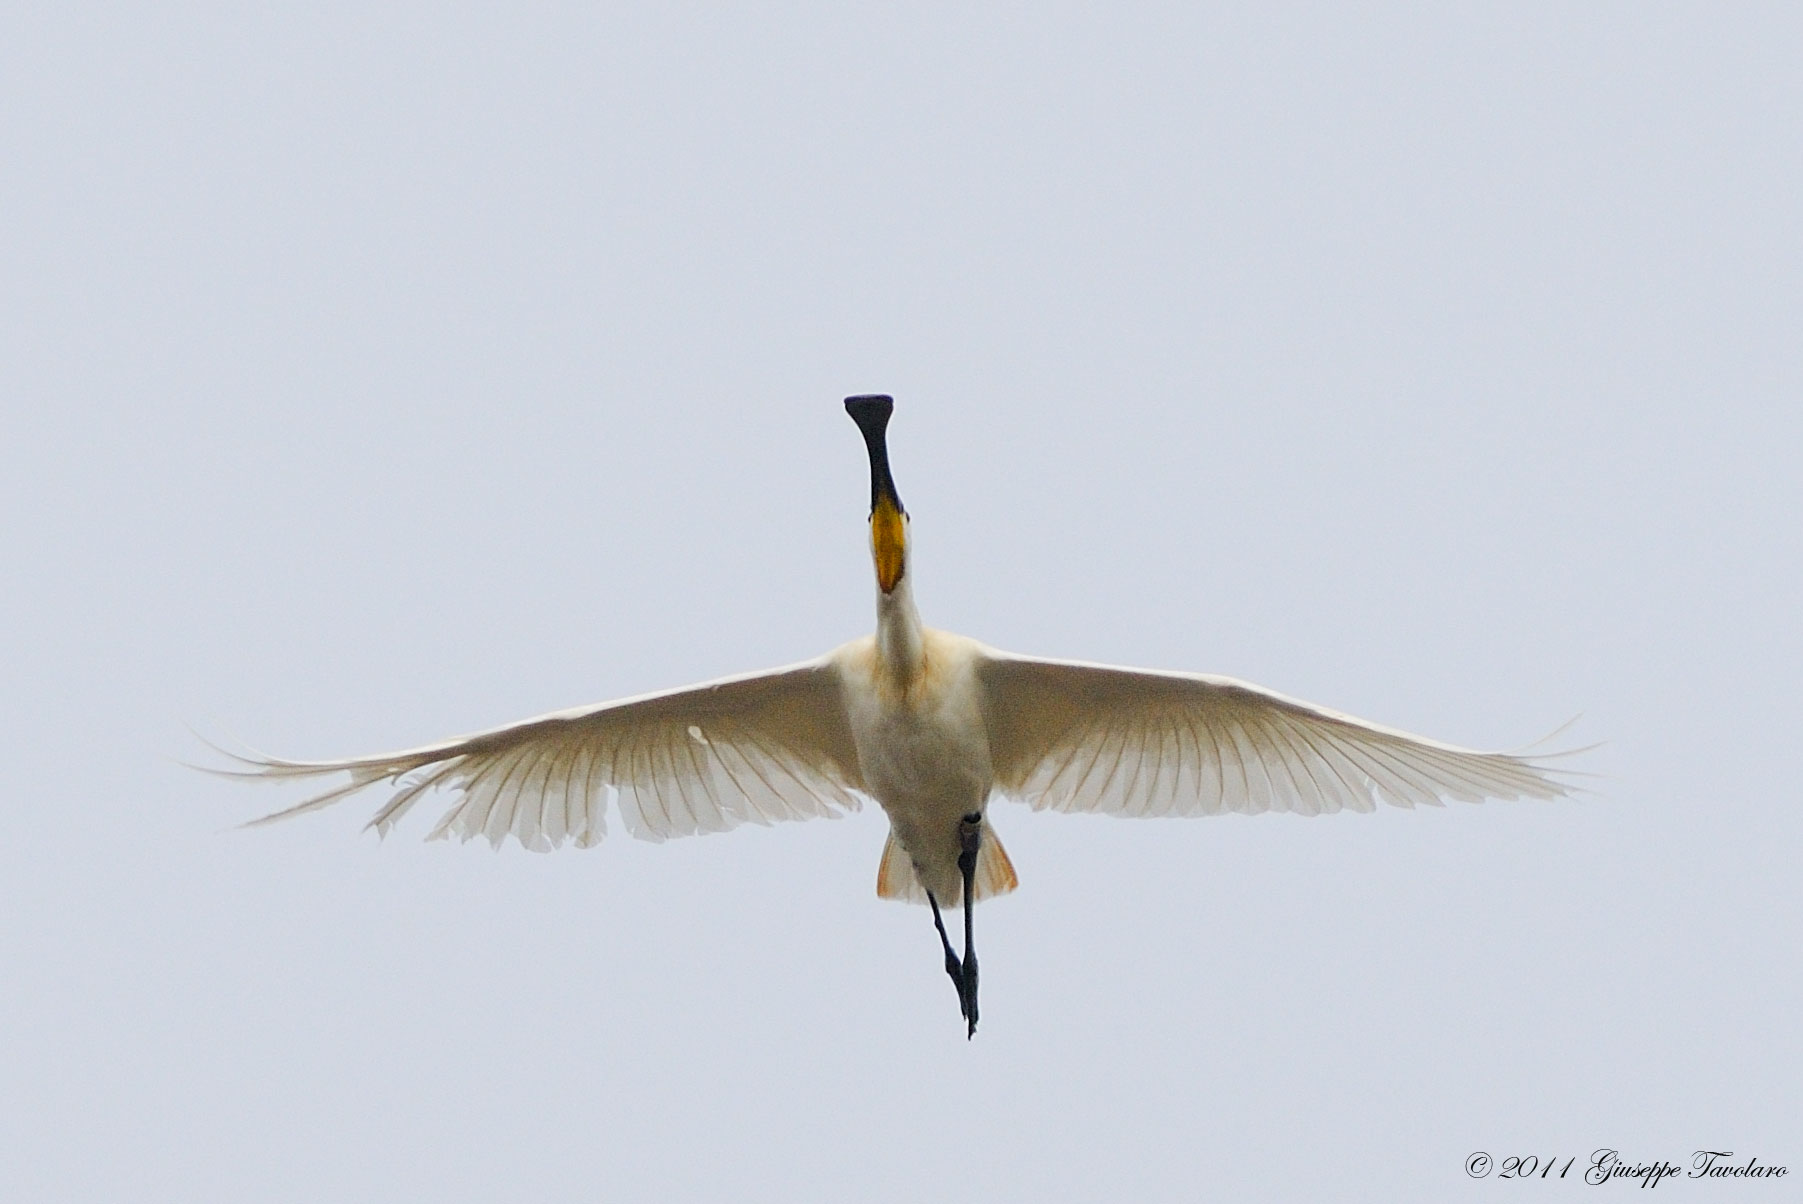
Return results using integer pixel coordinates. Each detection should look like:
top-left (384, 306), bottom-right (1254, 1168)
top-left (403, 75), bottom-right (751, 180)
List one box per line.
top-left (1320, 725), bottom-right (1407, 810)
top-left (1046, 715), bottom-right (1102, 811)
top-left (706, 734), bottom-right (768, 823)
top-left (191, 730), bottom-right (402, 783)
top-left (240, 771), bottom-right (387, 828)
top-left (1212, 715), bottom-right (1251, 813)
top-left (686, 727), bottom-right (734, 829)
top-left (663, 723), bottom-right (711, 835)
top-left (578, 738), bottom-right (609, 838)
top-left (1034, 713), bottom-right (1098, 808)
top-left (645, 724), bottom-right (685, 836)
top-left (1238, 713), bottom-right (1303, 815)
top-left (537, 740), bottom-right (578, 850)
top-left (627, 727), bottom-right (664, 836)
top-left (1472, 746), bottom-right (1573, 796)
top-left (1511, 714), bottom-right (1587, 754)
top-left (1315, 726), bottom-right (1423, 809)
top-left (1311, 725), bottom-right (1407, 808)
top-left (1299, 722), bottom-right (1378, 812)
top-left (562, 741), bottom-right (590, 847)
top-left (484, 742), bottom-right (540, 846)
top-left (1256, 714), bottom-right (1323, 816)
top-left (577, 739), bottom-right (610, 847)
top-left (1252, 712), bottom-right (1317, 813)
top-left (1376, 734), bottom-right (1503, 799)
top-left (542, 744), bottom-right (575, 848)
top-left (426, 749), bottom-right (496, 840)
top-left (1402, 741), bottom-right (1505, 802)
top-left (1116, 717), bottom-right (1153, 817)
top-left (562, 739), bottom-right (593, 842)
top-left (1271, 714), bottom-right (1334, 815)
top-left (438, 741), bottom-right (528, 842)
top-left (684, 725), bottom-right (738, 831)
top-left (647, 725), bottom-right (688, 835)
top-left (1357, 736), bottom-right (1453, 808)
top-left (1171, 713), bottom-right (1209, 815)
top-left (1091, 719), bottom-right (1135, 813)
top-left (616, 724), bottom-right (656, 840)
top-left (502, 745), bottom-right (546, 848)
top-left (1241, 718), bottom-right (1285, 813)
top-left (1148, 709), bottom-right (1183, 816)
top-left (1137, 709), bottom-right (1175, 816)
top-left (722, 728), bottom-right (793, 821)
top-left (517, 741), bottom-right (563, 851)
top-left (667, 722), bottom-right (711, 834)
top-left (1272, 712), bottom-right (1351, 814)
top-left (1193, 712), bottom-right (1227, 815)
top-left (1073, 717), bottom-right (1128, 814)
top-left (736, 722), bottom-right (826, 819)
top-left (1137, 719), bottom-right (1166, 815)
top-left (655, 723), bottom-right (701, 835)
top-left (452, 742), bottom-right (517, 842)
top-left (1222, 721), bottom-right (1271, 813)
top-left (367, 760), bottom-right (464, 836)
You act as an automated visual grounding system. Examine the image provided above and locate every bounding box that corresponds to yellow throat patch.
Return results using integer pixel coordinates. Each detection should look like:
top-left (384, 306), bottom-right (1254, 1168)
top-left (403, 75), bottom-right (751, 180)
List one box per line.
top-left (872, 495), bottom-right (906, 592)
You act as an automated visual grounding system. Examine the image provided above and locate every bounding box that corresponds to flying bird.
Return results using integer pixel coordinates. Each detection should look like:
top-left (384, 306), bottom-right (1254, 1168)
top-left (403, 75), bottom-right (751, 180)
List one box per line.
top-left (213, 396), bottom-right (1576, 1037)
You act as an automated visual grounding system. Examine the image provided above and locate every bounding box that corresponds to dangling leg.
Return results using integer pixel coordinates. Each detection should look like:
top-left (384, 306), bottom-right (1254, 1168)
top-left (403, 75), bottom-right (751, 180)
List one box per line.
top-left (957, 812), bottom-right (982, 1038)
top-left (926, 889), bottom-right (969, 1023)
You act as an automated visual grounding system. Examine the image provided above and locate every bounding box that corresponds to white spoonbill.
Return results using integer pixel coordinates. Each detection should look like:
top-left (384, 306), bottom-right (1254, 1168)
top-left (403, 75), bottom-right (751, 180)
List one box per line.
top-left (213, 395), bottom-right (1575, 1037)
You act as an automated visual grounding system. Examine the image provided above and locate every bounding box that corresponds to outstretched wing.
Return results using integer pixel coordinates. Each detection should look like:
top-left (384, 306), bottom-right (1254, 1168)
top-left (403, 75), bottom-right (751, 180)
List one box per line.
top-left (978, 652), bottom-right (1573, 817)
top-left (210, 658), bottom-right (865, 850)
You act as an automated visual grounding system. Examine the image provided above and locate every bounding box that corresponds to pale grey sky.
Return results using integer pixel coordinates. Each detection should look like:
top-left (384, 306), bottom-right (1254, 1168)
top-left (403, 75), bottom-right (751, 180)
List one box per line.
top-left (4, 5), bottom-right (1798, 1201)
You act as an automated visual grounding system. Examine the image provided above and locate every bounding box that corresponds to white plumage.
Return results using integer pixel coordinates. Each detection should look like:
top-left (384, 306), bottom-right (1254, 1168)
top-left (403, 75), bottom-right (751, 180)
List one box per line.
top-left (212, 395), bottom-right (1577, 1034)
top-left (215, 639), bottom-right (1568, 865)
top-left (223, 660), bottom-right (863, 849)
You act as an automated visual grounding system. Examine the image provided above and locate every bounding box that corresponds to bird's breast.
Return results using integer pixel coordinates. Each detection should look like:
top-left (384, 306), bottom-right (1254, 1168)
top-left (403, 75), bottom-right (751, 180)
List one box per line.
top-left (836, 631), bottom-right (995, 814)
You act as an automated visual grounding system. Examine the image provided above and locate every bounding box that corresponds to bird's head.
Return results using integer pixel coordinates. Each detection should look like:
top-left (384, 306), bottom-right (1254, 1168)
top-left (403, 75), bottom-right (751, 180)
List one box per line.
top-left (845, 394), bottom-right (908, 595)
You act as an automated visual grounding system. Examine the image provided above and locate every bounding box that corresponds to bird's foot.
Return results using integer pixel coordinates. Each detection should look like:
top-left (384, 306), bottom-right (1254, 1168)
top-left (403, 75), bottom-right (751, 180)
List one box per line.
top-left (928, 889), bottom-right (970, 1024)
top-left (943, 947), bottom-right (968, 1019)
top-left (961, 951), bottom-right (979, 1038)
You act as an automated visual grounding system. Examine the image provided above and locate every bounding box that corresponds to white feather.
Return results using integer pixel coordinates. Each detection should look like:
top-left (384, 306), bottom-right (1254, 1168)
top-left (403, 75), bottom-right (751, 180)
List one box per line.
top-left (213, 659), bottom-right (865, 851)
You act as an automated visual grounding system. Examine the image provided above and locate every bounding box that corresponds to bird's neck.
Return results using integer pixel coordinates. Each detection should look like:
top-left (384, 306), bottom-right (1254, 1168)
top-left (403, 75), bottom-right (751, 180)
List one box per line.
top-left (876, 576), bottom-right (926, 687)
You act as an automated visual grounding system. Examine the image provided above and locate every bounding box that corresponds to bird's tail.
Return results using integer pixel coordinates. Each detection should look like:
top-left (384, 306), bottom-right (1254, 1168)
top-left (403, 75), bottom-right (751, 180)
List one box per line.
top-left (876, 827), bottom-right (1019, 906)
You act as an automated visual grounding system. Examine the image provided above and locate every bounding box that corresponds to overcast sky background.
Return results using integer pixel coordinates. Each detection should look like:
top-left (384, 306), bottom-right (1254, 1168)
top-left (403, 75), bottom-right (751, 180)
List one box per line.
top-left (5, 5), bottom-right (1799, 1201)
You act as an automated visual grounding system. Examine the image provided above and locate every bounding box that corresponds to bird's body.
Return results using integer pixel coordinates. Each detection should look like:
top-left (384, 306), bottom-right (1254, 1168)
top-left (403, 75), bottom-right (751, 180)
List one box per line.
top-left (213, 395), bottom-right (1578, 1035)
top-left (837, 627), bottom-right (1011, 905)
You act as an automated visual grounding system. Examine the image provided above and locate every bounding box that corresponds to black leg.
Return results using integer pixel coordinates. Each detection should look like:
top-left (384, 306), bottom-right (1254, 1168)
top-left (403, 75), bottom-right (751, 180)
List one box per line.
top-left (957, 813), bottom-right (982, 1039)
top-left (926, 889), bottom-right (968, 1022)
